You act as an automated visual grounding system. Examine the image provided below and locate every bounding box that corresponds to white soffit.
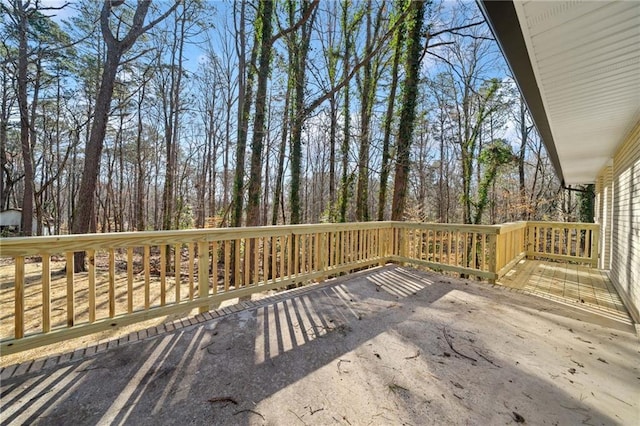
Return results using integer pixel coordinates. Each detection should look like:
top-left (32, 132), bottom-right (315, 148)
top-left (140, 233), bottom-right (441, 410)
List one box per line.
top-left (513, 1), bottom-right (640, 185)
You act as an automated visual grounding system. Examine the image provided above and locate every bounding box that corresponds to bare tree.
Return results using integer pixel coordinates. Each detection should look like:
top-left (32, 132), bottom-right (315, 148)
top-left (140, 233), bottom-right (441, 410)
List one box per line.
top-left (71, 0), bottom-right (179, 270)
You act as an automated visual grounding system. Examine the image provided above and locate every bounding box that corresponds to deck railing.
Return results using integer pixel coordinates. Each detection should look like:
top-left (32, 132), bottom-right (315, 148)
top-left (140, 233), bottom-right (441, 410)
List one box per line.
top-left (525, 221), bottom-right (599, 266)
top-left (390, 222), bottom-right (501, 280)
top-left (495, 222), bottom-right (528, 277)
top-left (0, 220), bottom-right (598, 354)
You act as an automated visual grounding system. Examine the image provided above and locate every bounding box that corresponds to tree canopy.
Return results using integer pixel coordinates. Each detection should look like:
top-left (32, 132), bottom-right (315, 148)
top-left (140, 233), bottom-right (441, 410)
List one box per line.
top-left (1, 0), bottom-right (580, 243)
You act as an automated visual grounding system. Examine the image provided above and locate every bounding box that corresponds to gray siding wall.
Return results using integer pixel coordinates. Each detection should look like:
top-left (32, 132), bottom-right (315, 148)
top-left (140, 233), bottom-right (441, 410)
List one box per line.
top-left (608, 121), bottom-right (640, 323)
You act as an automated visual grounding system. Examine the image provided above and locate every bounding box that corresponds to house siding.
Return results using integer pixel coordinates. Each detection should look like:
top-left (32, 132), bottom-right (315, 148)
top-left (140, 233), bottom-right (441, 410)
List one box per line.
top-left (608, 120), bottom-right (640, 323)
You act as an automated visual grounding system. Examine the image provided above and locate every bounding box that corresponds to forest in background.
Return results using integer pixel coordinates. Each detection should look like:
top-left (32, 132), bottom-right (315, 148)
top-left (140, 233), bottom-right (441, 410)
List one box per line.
top-left (1, 0), bottom-right (592, 238)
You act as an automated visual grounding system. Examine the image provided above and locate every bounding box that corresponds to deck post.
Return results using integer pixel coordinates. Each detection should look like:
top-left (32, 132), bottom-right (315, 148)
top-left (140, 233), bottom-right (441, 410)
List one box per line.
top-left (317, 232), bottom-right (326, 282)
top-left (198, 241), bottom-right (209, 314)
top-left (488, 234), bottom-right (497, 284)
top-left (14, 256), bottom-right (25, 339)
top-left (591, 226), bottom-right (600, 268)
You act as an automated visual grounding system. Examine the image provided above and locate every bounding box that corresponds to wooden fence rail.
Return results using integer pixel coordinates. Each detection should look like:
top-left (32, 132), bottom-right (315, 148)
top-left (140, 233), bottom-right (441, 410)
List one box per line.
top-left (0, 220), bottom-right (598, 354)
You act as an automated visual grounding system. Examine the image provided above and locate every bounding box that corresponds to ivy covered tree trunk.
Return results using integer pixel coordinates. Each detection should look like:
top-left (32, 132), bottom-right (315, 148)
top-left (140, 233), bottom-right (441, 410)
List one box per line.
top-left (289, 0), bottom-right (316, 225)
top-left (391, 0), bottom-right (425, 221)
top-left (231, 0), bottom-right (259, 228)
top-left (338, 0), bottom-right (352, 223)
top-left (578, 184), bottom-right (595, 223)
top-left (378, 2), bottom-right (405, 221)
top-left (473, 139), bottom-right (514, 224)
top-left (355, 0), bottom-right (375, 222)
top-left (246, 0), bottom-right (274, 228)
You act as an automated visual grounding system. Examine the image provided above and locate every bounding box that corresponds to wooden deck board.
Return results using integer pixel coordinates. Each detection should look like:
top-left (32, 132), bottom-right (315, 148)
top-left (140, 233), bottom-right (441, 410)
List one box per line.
top-left (563, 264), bottom-right (580, 302)
top-left (579, 265), bottom-right (598, 306)
top-left (497, 260), bottom-right (632, 324)
top-left (544, 262), bottom-right (564, 298)
top-left (498, 259), bottom-right (534, 290)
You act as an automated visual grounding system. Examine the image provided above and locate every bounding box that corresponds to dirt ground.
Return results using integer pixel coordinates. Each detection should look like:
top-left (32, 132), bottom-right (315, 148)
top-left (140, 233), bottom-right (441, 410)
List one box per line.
top-left (1, 265), bottom-right (638, 425)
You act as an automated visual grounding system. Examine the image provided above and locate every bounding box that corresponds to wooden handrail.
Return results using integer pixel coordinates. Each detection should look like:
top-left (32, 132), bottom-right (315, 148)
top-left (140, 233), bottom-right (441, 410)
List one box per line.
top-left (0, 221), bottom-right (394, 257)
top-left (0, 220), bottom-right (599, 355)
top-left (390, 221), bottom-right (502, 233)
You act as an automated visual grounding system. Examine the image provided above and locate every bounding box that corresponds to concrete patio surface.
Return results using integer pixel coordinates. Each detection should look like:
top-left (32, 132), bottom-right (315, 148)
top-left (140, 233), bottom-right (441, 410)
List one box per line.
top-left (1, 265), bottom-right (638, 425)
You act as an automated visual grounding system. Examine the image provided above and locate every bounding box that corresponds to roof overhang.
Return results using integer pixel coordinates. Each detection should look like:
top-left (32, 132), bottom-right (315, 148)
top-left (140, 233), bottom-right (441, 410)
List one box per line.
top-left (478, 1), bottom-right (640, 186)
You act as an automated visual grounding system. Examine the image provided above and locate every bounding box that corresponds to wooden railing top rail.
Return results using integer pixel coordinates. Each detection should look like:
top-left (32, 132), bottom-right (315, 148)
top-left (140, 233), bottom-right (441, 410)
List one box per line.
top-left (391, 221), bottom-right (502, 233)
top-left (0, 220), bottom-right (587, 258)
top-left (392, 220), bottom-right (529, 234)
top-left (0, 220), bottom-right (596, 258)
top-left (0, 221), bottom-right (395, 257)
top-left (526, 221), bottom-right (599, 230)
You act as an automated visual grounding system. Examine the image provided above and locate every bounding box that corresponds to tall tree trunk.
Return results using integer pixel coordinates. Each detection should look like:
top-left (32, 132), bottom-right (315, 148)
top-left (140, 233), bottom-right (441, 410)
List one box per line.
top-left (328, 98), bottom-right (337, 214)
top-left (460, 80), bottom-right (499, 224)
top-left (71, 1), bottom-right (179, 271)
top-left (461, 143), bottom-right (472, 224)
top-left (232, 0), bottom-right (259, 227)
top-left (246, 0), bottom-right (274, 227)
top-left (262, 111), bottom-right (271, 226)
top-left (72, 45), bottom-right (120, 245)
top-left (271, 76), bottom-right (291, 226)
top-left (338, 0), bottom-right (351, 223)
top-left (437, 108), bottom-right (447, 222)
top-left (355, 0), bottom-right (374, 222)
top-left (321, 2), bottom-right (339, 218)
top-left (378, 5), bottom-right (404, 221)
top-left (289, 0), bottom-right (315, 225)
top-left (223, 105), bottom-right (231, 213)
top-left (135, 76), bottom-right (147, 231)
top-left (0, 69), bottom-right (9, 211)
top-left (115, 111), bottom-right (125, 231)
top-left (162, 3), bottom-right (187, 231)
top-left (391, 1), bottom-right (425, 221)
top-left (518, 95), bottom-right (529, 220)
top-left (15, 0), bottom-right (34, 235)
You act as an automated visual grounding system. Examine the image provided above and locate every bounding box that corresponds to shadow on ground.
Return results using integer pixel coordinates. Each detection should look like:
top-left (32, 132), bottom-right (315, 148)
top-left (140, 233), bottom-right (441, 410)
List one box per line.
top-left (1, 265), bottom-right (638, 425)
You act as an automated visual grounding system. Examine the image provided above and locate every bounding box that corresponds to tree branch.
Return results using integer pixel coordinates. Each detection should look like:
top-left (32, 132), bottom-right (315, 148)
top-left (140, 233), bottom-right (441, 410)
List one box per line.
top-left (418, 39), bottom-right (453, 64)
top-left (100, 1), bottom-right (117, 47)
top-left (269, 0), bottom-right (319, 46)
top-left (304, 6), bottom-right (410, 115)
top-left (138, 0), bottom-right (182, 38)
top-left (428, 21), bottom-right (484, 39)
top-left (447, 31), bottom-right (494, 41)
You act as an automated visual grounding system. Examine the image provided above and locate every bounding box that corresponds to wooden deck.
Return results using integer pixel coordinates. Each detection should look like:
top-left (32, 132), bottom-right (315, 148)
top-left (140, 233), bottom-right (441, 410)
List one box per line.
top-left (497, 259), bottom-right (632, 324)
